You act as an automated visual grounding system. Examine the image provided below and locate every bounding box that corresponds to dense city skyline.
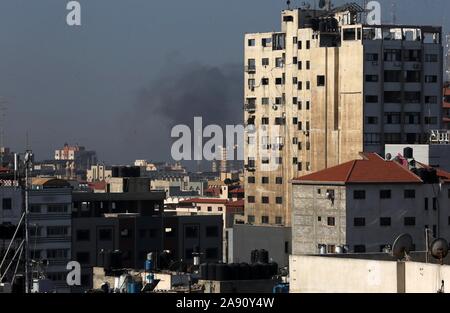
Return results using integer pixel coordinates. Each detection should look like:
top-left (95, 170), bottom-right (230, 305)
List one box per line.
top-left (0, 0), bottom-right (449, 164)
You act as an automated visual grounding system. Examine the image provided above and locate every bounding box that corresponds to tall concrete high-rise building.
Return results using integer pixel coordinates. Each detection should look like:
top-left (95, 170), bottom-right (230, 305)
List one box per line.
top-left (244, 4), bottom-right (443, 226)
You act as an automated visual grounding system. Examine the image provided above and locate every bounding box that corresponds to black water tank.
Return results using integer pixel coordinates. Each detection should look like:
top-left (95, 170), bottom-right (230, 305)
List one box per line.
top-left (404, 147), bottom-right (413, 159)
top-left (269, 262), bottom-right (279, 276)
top-left (200, 263), bottom-right (208, 280)
top-left (103, 250), bottom-right (112, 270)
top-left (112, 167), bottom-right (120, 177)
top-left (207, 263), bottom-right (217, 280)
top-left (250, 249), bottom-right (258, 264)
top-left (258, 249), bottom-right (269, 264)
top-left (12, 274), bottom-right (25, 293)
top-left (110, 250), bottom-right (123, 269)
top-left (216, 263), bottom-right (231, 281)
top-left (229, 263), bottom-right (240, 280)
top-left (239, 263), bottom-right (250, 280)
top-left (261, 263), bottom-right (272, 279)
top-left (250, 263), bottom-right (262, 279)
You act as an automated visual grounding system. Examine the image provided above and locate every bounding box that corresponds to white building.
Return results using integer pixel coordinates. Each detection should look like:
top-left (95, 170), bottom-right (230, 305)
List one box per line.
top-left (291, 153), bottom-right (450, 254)
top-left (29, 178), bottom-right (73, 292)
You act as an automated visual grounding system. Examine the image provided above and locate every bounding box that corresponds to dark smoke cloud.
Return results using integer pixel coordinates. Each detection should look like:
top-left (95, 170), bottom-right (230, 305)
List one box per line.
top-left (121, 58), bottom-right (244, 169)
top-left (136, 60), bottom-right (243, 128)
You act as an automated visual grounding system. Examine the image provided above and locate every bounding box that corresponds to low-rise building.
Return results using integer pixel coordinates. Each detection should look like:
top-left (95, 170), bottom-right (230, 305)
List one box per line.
top-left (291, 152), bottom-right (450, 255)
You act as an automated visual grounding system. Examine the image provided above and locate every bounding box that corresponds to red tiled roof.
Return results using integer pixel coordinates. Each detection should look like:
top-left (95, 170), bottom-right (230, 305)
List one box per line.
top-left (179, 198), bottom-right (229, 205)
top-left (293, 153), bottom-right (423, 184)
top-left (226, 199), bottom-right (244, 208)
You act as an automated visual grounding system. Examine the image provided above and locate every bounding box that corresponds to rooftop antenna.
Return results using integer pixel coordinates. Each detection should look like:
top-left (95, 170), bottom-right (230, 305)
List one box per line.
top-left (0, 98), bottom-right (7, 165)
top-left (286, 0), bottom-right (291, 10)
top-left (391, 1), bottom-right (397, 25)
top-left (391, 233), bottom-right (413, 261)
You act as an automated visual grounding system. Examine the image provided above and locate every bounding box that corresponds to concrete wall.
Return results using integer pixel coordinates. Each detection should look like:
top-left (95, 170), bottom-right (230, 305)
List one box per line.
top-left (230, 224), bottom-right (291, 267)
top-left (290, 255), bottom-right (399, 293)
top-left (290, 255), bottom-right (450, 293)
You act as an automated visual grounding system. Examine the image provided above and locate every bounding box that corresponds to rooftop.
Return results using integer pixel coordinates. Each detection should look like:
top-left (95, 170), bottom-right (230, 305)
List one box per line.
top-left (293, 153), bottom-right (426, 184)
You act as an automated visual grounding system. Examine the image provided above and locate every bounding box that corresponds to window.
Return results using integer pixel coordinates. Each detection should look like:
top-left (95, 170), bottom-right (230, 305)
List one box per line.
top-left (384, 113), bottom-right (401, 124)
top-left (47, 249), bottom-right (69, 260)
top-left (185, 226), bottom-right (198, 238)
top-left (384, 70), bottom-right (401, 82)
top-left (262, 58), bottom-right (269, 66)
top-left (297, 162), bottom-right (303, 171)
top-left (276, 177), bottom-right (283, 184)
top-left (298, 61), bottom-right (302, 70)
top-left (293, 157), bottom-right (298, 165)
top-left (248, 79), bottom-right (255, 90)
top-left (248, 215), bottom-right (255, 223)
top-left (404, 217), bottom-right (416, 226)
top-left (365, 53), bottom-right (378, 61)
top-left (380, 190), bottom-right (391, 199)
top-left (261, 117), bottom-right (269, 125)
top-left (433, 197), bottom-right (437, 210)
top-left (365, 75), bottom-right (378, 82)
top-left (76, 252), bottom-right (90, 264)
top-left (293, 97), bottom-right (298, 105)
top-left (248, 176), bottom-right (255, 184)
top-left (47, 226), bottom-right (68, 237)
top-left (425, 197), bottom-right (429, 210)
top-left (275, 57), bottom-right (284, 68)
top-left (205, 248), bottom-right (218, 259)
top-left (262, 197), bottom-right (269, 204)
top-left (218, 207), bottom-right (223, 212)
top-left (353, 190), bottom-right (366, 199)
top-left (403, 49), bottom-right (421, 62)
top-left (248, 39), bottom-right (255, 46)
top-left (354, 218), bottom-right (366, 227)
top-left (262, 78), bottom-right (269, 85)
top-left (262, 177), bottom-right (269, 184)
top-left (327, 217), bottom-right (335, 226)
top-left (364, 133), bottom-right (381, 145)
top-left (247, 196), bottom-right (255, 203)
top-left (354, 245), bottom-right (366, 253)
top-left (293, 117), bottom-right (298, 125)
top-left (261, 157), bottom-right (270, 164)
top-left (366, 116), bottom-right (378, 124)
top-left (424, 117), bottom-right (438, 125)
top-left (306, 61), bottom-right (310, 69)
top-left (261, 97), bottom-right (269, 105)
top-left (384, 133), bottom-right (401, 144)
top-left (276, 197), bottom-right (283, 204)
top-left (425, 96), bottom-right (437, 104)
top-left (206, 226), bottom-right (218, 237)
top-left (425, 54), bottom-right (438, 62)
top-left (207, 206), bottom-right (212, 212)
top-left (275, 157), bottom-right (283, 165)
top-left (298, 41), bottom-right (302, 49)
top-left (99, 229), bottom-right (112, 241)
top-left (275, 77), bottom-right (283, 85)
top-left (276, 216), bottom-right (283, 225)
top-left (275, 117), bottom-right (285, 125)
top-left (76, 229), bottom-right (90, 241)
top-left (30, 205), bottom-right (41, 213)
top-left (306, 81), bottom-right (310, 89)
top-left (306, 101), bottom-right (310, 110)
top-left (380, 217), bottom-right (391, 226)
top-left (405, 71), bottom-right (421, 83)
top-left (317, 75), bottom-right (325, 86)
top-left (306, 40), bottom-right (310, 49)
top-left (2, 198), bottom-right (12, 210)
top-left (292, 77), bottom-right (298, 84)
top-left (47, 204), bottom-right (68, 213)
top-left (365, 95), bottom-right (378, 103)
top-left (262, 38), bottom-right (272, 47)
top-left (298, 81), bottom-right (302, 90)
top-left (384, 91), bottom-right (401, 103)
top-left (293, 57), bottom-right (298, 64)
top-left (404, 189), bottom-right (416, 199)
top-left (384, 49), bottom-right (402, 62)
top-left (293, 37), bottom-right (297, 44)
top-left (405, 92), bottom-right (421, 103)
top-left (261, 216), bottom-right (269, 224)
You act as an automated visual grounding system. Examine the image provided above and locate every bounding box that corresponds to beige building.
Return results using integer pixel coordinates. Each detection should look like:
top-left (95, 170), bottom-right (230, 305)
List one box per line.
top-left (244, 4), bottom-right (443, 226)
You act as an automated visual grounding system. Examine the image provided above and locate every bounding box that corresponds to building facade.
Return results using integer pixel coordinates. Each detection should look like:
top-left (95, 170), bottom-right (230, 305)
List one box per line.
top-left (244, 5), bottom-right (443, 226)
top-left (291, 153), bottom-right (450, 255)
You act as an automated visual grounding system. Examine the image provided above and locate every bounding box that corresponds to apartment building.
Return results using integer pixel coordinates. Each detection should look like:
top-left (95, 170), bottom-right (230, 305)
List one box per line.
top-left (244, 4), bottom-right (443, 226)
top-left (443, 82), bottom-right (450, 129)
top-left (291, 152), bottom-right (450, 255)
top-left (29, 178), bottom-right (73, 292)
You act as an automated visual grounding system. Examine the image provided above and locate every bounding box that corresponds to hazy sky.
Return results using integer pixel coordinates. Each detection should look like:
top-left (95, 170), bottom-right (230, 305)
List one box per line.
top-left (0, 0), bottom-right (449, 164)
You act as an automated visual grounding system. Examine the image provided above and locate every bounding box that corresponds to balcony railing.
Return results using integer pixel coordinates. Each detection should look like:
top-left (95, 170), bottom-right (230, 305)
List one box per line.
top-left (244, 66), bottom-right (256, 74)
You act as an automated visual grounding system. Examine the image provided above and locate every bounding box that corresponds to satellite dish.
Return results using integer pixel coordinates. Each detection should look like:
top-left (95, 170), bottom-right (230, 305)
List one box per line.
top-left (430, 238), bottom-right (449, 264)
top-left (385, 153), bottom-right (392, 161)
top-left (392, 233), bottom-right (413, 260)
